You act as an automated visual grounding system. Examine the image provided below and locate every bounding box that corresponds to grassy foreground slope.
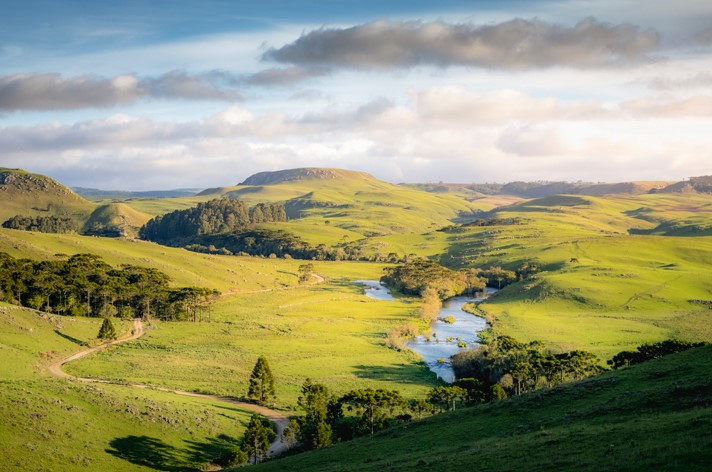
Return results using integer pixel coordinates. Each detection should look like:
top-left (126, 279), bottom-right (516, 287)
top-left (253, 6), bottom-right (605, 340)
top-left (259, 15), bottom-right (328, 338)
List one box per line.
top-left (253, 345), bottom-right (712, 472)
top-left (0, 306), bottom-right (253, 471)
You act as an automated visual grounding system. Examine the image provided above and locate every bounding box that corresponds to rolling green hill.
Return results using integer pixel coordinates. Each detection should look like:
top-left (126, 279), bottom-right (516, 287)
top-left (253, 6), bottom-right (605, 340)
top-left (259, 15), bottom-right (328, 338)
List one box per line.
top-left (83, 203), bottom-right (152, 238)
top-left (251, 345), bottom-right (712, 472)
top-left (0, 168), bottom-right (95, 224)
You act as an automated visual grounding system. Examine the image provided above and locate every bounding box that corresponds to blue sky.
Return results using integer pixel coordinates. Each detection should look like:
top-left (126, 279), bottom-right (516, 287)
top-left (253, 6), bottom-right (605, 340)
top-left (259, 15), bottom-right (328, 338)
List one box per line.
top-left (1, 0), bottom-right (711, 189)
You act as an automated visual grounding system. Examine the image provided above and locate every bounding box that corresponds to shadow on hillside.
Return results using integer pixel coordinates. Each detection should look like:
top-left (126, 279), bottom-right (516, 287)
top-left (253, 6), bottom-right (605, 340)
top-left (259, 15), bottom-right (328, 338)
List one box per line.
top-left (184, 433), bottom-right (239, 464)
top-left (54, 329), bottom-right (86, 346)
top-left (107, 435), bottom-right (187, 471)
top-left (107, 434), bottom-right (237, 471)
top-left (353, 363), bottom-right (434, 385)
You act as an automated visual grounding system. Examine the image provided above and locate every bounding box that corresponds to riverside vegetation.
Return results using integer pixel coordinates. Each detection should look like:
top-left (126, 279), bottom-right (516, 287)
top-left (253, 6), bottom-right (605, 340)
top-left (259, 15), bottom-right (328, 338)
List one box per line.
top-left (0, 167), bottom-right (710, 470)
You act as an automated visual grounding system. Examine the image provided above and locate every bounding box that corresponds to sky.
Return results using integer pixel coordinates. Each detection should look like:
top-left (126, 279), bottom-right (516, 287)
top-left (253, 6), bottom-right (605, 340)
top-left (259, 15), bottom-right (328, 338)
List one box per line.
top-left (1, 0), bottom-right (711, 189)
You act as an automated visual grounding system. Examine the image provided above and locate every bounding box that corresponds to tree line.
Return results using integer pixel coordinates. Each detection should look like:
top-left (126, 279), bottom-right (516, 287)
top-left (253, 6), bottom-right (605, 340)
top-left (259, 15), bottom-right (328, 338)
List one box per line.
top-left (451, 334), bottom-right (605, 397)
top-left (2, 215), bottom-right (78, 233)
top-left (139, 198), bottom-right (287, 244)
top-left (0, 252), bottom-right (218, 321)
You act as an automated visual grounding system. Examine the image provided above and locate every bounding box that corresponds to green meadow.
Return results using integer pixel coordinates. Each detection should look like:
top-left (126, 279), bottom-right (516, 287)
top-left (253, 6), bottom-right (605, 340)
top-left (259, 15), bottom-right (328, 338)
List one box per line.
top-left (0, 306), bottom-right (254, 471)
top-left (65, 281), bottom-right (439, 407)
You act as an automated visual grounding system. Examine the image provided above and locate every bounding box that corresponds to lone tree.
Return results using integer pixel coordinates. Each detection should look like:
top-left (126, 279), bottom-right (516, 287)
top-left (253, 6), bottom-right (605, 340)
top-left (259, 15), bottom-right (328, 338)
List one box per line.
top-left (297, 263), bottom-right (314, 283)
top-left (247, 355), bottom-right (276, 403)
top-left (242, 413), bottom-right (271, 464)
top-left (97, 317), bottom-right (117, 340)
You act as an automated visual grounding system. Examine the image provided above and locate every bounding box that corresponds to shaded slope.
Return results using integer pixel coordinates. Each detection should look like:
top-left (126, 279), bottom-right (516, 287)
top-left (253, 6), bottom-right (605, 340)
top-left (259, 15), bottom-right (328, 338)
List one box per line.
top-left (252, 346), bottom-right (712, 472)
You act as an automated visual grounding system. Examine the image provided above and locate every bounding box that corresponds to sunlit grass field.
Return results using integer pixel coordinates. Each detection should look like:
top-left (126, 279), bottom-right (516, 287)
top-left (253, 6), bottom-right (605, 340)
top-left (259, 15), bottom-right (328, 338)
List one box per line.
top-left (0, 306), bottom-right (253, 471)
top-left (65, 281), bottom-right (440, 407)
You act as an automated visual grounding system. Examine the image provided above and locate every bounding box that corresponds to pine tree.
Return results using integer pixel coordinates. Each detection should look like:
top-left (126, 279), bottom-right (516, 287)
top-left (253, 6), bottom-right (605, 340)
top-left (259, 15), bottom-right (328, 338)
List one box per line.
top-left (97, 317), bottom-right (117, 340)
top-left (242, 413), bottom-right (271, 464)
top-left (247, 355), bottom-right (276, 402)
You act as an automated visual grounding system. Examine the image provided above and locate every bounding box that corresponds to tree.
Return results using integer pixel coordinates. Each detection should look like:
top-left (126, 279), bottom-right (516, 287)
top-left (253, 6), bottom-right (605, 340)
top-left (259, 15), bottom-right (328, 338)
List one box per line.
top-left (242, 413), bottom-right (271, 464)
top-left (97, 317), bottom-right (117, 340)
top-left (247, 355), bottom-right (276, 403)
top-left (339, 388), bottom-right (405, 435)
top-left (427, 386), bottom-right (467, 412)
top-left (297, 378), bottom-right (334, 449)
top-left (298, 263), bottom-right (314, 283)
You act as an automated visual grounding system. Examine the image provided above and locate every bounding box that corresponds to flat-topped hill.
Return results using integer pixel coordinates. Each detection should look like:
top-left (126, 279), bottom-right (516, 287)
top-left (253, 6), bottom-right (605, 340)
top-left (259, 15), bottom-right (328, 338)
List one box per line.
top-left (238, 167), bottom-right (374, 186)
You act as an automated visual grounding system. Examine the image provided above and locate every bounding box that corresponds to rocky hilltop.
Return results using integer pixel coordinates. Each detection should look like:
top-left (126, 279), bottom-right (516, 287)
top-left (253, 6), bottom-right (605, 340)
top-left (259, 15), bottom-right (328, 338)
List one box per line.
top-left (239, 168), bottom-right (374, 186)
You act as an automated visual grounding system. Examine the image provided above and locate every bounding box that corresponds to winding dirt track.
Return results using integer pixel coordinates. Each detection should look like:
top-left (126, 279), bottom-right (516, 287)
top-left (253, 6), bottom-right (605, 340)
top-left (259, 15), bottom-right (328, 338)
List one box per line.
top-left (48, 318), bottom-right (291, 457)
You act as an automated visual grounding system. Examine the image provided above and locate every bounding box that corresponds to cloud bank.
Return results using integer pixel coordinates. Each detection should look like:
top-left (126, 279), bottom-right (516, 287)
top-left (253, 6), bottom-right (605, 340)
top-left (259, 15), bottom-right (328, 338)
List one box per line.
top-left (264, 17), bottom-right (660, 70)
top-left (2, 87), bottom-right (711, 188)
top-left (0, 71), bottom-right (245, 111)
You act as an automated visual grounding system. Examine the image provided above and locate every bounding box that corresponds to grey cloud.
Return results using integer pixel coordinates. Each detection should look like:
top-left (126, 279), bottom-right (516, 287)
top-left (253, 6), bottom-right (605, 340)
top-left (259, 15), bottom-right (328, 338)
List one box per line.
top-left (692, 27), bottom-right (712, 46)
top-left (0, 71), bottom-right (244, 111)
top-left (642, 72), bottom-right (712, 90)
top-left (263, 17), bottom-right (660, 70)
top-left (143, 70), bottom-right (244, 101)
top-left (242, 67), bottom-right (330, 87)
top-left (0, 74), bottom-right (138, 111)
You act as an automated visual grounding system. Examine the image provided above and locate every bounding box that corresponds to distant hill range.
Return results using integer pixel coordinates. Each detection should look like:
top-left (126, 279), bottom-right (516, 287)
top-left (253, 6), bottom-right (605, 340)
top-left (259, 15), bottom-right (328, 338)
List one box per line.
top-left (1, 166), bottom-right (711, 240)
top-left (73, 187), bottom-right (202, 200)
top-left (407, 176), bottom-right (712, 199)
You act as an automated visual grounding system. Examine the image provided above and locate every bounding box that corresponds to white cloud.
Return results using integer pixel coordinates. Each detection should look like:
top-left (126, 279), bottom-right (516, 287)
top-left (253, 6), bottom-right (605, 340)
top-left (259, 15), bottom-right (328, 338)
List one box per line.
top-left (2, 87), bottom-right (711, 188)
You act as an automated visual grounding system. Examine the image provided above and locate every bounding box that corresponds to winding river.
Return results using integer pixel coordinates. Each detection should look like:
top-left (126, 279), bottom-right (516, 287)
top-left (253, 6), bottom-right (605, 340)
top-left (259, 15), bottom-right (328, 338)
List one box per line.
top-left (357, 280), bottom-right (496, 383)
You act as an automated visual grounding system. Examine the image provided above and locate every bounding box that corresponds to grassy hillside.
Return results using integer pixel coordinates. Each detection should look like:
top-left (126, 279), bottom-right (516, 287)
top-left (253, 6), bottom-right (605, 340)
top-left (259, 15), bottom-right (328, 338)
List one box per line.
top-left (83, 203), bottom-right (152, 238)
top-left (120, 168), bottom-right (479, 240)
top-left (0, 306), bottom-right (253, 471)
top-left (0, 168), bottom-right (95, 224)
top-left (435, 193), bottom-right (712, 358)
top-left (252, 345), bottom-right (712, 472)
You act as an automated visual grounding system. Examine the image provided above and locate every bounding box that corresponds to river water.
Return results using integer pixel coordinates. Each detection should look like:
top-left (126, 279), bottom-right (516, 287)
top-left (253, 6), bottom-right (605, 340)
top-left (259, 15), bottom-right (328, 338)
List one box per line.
top-left (356, 280), bottom-right (495, 383)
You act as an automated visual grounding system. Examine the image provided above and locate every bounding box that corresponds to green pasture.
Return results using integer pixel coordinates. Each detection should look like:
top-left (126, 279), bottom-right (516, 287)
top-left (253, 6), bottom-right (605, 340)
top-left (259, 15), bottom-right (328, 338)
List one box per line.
top-left (66, 280), bottom-right (440, 407)
top-left (0, 307), bottom-right (254, 471)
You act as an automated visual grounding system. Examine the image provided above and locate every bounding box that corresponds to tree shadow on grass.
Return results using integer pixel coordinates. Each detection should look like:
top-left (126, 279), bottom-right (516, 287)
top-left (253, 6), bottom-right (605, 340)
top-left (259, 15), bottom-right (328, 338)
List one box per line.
top-left (54, 329), bottom-right (86, 346)
top-left (184, 433), bottom-right (239, 465)
top-left (107, 435), bottom-right (188, 471)
top-left (107, 434), bottom-right (240, 471)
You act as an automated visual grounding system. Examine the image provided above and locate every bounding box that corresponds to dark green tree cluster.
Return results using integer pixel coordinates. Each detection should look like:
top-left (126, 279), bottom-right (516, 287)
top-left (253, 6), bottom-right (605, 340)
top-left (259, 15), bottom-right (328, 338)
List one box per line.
top-left (451, 335), bottom-right (604, 398)
top-left (0, 252), bottom-right (218, 321)
top-left (381, 259), bottom-right (486, 299)
top-left (2, 215), bottom-right (78, 233)
top-left (139, 198), bottom-right (286, 244)
top-left (608, 339), bottom-right (708, 368)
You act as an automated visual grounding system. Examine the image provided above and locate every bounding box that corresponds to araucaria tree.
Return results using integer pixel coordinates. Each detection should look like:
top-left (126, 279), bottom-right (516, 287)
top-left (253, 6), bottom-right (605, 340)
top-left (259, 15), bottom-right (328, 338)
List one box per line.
top-left (340, 388), bottom-right (405, 434)
top-left (247, 355), bottom-right (276, 403)
top-left (97, 317), bottom-right (117, 340)
top-left (242, 413), bottom-right (271, 464)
